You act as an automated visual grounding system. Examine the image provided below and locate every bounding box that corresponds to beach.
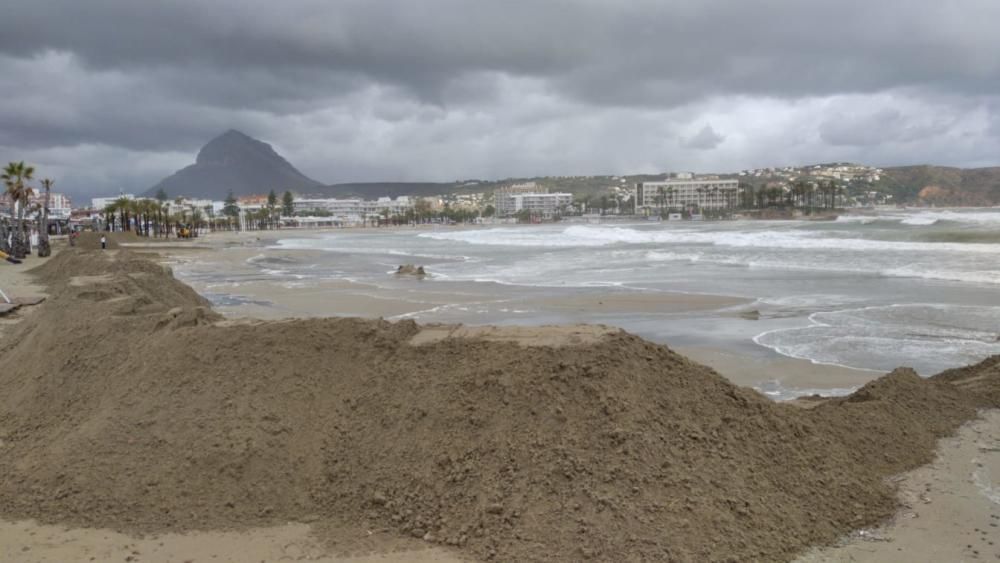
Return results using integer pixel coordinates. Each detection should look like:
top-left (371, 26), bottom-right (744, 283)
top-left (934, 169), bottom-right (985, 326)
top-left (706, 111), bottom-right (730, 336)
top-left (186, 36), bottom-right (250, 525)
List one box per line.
top-left (155, 227), bottom-right (910, 398)
top-left (0, 236), bottom-right (998, 561)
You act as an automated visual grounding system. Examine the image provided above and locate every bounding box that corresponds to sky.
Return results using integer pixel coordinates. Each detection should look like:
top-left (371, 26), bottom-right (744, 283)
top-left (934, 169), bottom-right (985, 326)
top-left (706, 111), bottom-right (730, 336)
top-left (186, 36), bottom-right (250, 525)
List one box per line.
top-left (2, 0), bottom-right (1000, 200)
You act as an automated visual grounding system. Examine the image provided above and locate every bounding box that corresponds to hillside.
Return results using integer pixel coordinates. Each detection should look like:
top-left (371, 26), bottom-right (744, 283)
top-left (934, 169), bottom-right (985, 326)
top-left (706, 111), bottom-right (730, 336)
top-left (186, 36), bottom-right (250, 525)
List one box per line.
top-left (145, 130), bottom-right (323, 200)
top-left (142, 130), bottom-right (1000, 206)
top-left (880, 165), bottom-right (1000, 205)
top-left (304, 181), bottom-right (464, 199)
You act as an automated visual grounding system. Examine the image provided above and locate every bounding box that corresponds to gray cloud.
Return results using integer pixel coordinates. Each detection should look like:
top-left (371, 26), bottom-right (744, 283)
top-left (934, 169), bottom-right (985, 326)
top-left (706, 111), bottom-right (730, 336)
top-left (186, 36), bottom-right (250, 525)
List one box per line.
top-left (1, 0), bottom-right (999, 200)
top-left (682, 125), bottom-right (725, 150)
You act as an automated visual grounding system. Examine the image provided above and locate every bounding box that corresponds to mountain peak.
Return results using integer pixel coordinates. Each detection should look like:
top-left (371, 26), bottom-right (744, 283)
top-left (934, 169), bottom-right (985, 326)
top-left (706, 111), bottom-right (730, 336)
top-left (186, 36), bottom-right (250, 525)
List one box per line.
top-left (147, 130), bottom-right (322, 200)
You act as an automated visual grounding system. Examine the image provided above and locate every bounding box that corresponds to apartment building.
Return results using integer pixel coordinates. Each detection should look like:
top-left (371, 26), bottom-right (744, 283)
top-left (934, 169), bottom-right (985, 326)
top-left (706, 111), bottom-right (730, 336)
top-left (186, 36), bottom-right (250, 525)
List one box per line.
top-left (634, 179), bottom-right (739, 212)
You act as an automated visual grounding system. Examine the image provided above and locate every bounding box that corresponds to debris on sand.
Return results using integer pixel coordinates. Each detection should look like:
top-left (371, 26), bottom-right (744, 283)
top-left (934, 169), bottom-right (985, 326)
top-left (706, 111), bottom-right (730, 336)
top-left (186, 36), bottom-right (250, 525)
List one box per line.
top-left (395, 264), bottom-right (427, 277)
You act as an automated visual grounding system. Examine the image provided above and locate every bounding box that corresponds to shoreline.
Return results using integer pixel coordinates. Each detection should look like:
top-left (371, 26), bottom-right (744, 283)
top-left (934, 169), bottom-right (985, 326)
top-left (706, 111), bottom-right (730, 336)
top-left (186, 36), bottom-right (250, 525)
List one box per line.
top-left (144, 229), bottom-right (883, 397)
top-left (1, 240), bottom-right (998, 561)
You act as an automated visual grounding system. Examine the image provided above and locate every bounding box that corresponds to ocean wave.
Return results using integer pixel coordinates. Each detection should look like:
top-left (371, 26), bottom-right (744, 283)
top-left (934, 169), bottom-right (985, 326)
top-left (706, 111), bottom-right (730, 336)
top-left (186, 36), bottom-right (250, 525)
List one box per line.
top-left (754, 304), bottom-right (1000, 374)
top-left (752, 380), bottom-right (860, 401)
top-left (420, 225), bottom-right (1000, 254)
top-left (900, 216), bottom-right (939, 226)
top-left (880, 266), bottom-right (1000, 285)
top-left (642, 249), bottom-right (1000, 285)
top-left (837, 210), bottom-right (1000, 227)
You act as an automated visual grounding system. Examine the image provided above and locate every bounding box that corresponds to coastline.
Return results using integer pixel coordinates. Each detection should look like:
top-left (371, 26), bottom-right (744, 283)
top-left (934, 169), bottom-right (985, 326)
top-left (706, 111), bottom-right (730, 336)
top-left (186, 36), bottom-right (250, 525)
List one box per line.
top-left (0, 240), bottom-right (998, 562)
top-left (145, 228), bottom-right (881, 397)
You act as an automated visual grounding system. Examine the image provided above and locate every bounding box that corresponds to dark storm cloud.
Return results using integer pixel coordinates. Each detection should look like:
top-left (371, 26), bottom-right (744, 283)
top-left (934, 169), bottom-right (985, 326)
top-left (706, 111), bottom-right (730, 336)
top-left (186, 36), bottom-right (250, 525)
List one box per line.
top-left (5, 0), bottom-right (999, 103)
top-left (1, 0), bottom-right (999, 198)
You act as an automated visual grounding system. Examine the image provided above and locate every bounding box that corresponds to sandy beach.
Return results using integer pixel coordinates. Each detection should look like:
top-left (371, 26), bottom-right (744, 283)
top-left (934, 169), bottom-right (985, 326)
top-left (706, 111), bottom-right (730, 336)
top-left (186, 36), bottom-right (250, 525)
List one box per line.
top-left (1, 236), bottom-right (998, 562)
top-left (145, 229), bottom-right (879, 395)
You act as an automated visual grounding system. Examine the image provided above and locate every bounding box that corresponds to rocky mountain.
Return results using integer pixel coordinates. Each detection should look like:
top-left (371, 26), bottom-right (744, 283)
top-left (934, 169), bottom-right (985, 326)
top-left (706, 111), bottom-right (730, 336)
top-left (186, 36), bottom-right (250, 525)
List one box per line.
top-left (145, 130), bottom-right (323, 200)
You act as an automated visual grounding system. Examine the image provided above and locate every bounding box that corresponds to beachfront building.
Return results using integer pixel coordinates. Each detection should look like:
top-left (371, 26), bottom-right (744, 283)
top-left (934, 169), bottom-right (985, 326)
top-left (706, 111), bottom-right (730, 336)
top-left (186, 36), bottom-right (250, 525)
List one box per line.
top-left (634, 179), bottom-right (740, 213)
top-left (495, 183), bottom-right (572, 218)
top-left (92, 194), bottom-right (136, 210)
top-left (0, 191), bottom-right (74, 234)
top-left (291, 196), bottom-right (415, 224)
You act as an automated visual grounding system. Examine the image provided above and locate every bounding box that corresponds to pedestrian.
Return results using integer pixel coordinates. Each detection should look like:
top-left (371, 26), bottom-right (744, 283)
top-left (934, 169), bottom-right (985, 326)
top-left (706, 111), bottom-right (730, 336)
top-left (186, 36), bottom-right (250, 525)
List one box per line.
top-left (100, 234), bottom-right (107, 250)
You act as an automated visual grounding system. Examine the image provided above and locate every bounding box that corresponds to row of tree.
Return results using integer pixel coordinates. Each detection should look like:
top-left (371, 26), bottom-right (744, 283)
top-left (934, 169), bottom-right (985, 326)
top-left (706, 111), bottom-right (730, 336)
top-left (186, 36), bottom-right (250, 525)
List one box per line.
top-left (738, 180), bottom-right (845, 210)
top-left (100, 188), bottom-right (300, 235)
top-left (2, 161), bottom-right (55, 259)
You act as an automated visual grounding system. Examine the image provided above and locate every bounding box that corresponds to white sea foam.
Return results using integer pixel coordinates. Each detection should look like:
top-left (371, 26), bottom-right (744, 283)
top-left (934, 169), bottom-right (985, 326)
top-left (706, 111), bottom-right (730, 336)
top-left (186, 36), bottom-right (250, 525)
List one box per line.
top-left (421, 225), bottom-right (1000, 254)
top-left (836, 210), bottom-right (1000, 227)
top-left (754, 304), bottom-right (1000, 374)
top-left (752, 380), bottom-right (860, 401)
top-left (900, 216), bottom-right (939, 226)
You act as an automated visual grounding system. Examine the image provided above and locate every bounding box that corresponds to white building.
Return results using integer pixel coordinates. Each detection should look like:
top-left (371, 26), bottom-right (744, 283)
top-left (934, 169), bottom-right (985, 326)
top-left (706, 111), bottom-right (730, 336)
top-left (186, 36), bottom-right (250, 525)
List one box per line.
top-left (291, 196), bottom-right (415, 224)
top-left (495, 191), bottom-right (573, 217)
top-left (91, 194), bottom-right (136, 209)
top-left (634, 179), bottom-right (740, 212)
top-left (47, 193), bottom-right (73, 220)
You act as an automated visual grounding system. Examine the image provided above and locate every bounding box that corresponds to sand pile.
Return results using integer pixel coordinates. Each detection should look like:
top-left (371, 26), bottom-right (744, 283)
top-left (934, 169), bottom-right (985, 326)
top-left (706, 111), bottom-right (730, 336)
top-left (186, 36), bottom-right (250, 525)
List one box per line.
top-left (934, 355), bottom-right (1000, 406)
top-left (72, 231), bottom-right (144, 250)
top-left (1, 250), bottom-right (999, 562)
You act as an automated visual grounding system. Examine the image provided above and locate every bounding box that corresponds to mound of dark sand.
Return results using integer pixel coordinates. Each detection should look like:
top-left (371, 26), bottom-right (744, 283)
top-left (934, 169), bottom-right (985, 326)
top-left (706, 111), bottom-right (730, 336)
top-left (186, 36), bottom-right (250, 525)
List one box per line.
top-left (933, 355), bottom-right (1000, 407)
top-left (1, 250), bottom-right (998, 562)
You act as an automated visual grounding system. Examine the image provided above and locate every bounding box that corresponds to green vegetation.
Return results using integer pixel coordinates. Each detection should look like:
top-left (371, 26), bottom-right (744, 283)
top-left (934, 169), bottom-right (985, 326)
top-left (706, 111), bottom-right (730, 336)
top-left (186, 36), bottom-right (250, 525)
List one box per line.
top-left (876, 165), bottom-right (1000, 206)
top-left (2, 161), bottom-right (36, 259)
top-left (222, 191), bottom-right (240, 218)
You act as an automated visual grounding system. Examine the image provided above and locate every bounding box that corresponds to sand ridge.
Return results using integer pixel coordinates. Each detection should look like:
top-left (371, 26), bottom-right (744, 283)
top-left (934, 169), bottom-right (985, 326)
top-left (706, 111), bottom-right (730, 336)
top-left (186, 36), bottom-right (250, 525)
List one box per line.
top-left (0, 247), bottom-right (999, 562)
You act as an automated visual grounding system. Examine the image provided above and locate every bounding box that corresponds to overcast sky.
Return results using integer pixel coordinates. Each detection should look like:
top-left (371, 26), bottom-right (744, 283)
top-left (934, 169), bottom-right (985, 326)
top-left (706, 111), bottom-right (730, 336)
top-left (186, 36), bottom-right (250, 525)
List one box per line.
top-left (2, 0), bottom-right (999, 199)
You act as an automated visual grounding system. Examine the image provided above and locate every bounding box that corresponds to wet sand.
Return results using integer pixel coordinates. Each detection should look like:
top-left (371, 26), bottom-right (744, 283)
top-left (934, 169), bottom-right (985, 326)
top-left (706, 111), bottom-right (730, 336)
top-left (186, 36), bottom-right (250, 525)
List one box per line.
top-left (0, 519), bottom-right (466, 562)
top-left (797, 410), bottom-right (1000, 562)
top-left (145, 229), bottom-right (875, 396)
top-left (678, 346), bottom-right (880, 394)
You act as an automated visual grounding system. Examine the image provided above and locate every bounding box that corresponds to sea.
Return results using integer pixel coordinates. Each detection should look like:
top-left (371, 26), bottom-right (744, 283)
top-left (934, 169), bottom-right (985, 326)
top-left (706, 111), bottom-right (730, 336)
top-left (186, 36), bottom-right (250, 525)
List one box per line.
top-left (177, 208), bottom-right (1000, 395)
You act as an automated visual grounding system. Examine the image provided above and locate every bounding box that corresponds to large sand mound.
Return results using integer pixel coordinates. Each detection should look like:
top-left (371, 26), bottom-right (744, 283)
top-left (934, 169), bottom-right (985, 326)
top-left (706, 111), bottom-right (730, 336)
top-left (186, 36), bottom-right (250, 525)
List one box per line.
top-left (1, 250), bottom-right (998, 562)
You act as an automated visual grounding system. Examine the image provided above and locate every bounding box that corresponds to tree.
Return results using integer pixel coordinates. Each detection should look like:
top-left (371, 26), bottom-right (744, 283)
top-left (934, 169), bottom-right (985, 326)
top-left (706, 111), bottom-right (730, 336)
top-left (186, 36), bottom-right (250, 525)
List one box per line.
top-left (37, 178), bottom-right (54, 256)
top-left (482, 204), bottom-right (496, 218)
top-left (281, 190), bottom-right (294, 217)
top-left (2, 161), bottom-right (36, 258)
top-left (266, 189), bottom-right (278, 228)
top-left (155, 188), bottom-right (168, 202)
top-left (113, 196), bottom-right (132, 233)
top-left (222, 191), bottom-right (240, 218)
top-left (414, 198), bottom-right (432, 223)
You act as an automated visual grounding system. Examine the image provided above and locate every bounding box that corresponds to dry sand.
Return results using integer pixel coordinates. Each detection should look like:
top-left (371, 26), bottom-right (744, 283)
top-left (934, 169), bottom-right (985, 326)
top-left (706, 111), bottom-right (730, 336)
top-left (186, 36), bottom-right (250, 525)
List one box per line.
top-left (2, 235), bottom-right (999, 562)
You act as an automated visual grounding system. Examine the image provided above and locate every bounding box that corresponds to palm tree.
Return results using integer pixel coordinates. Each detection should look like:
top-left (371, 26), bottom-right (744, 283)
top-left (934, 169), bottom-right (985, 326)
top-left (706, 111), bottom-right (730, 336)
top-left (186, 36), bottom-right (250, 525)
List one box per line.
top-left (110, 196), bottom-right (131, 233)
top-left (2, 161), bottom-right (36, 258)
top-left (36, 178), bottom-right (54, 256)
top-left (190, 208), bottom-right (203, 236)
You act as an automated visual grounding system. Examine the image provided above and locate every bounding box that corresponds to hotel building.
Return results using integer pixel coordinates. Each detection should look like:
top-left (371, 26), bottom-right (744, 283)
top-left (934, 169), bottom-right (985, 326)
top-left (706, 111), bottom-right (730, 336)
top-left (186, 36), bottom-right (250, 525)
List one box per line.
top-left (634, 179), bottom-right (740, 212)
